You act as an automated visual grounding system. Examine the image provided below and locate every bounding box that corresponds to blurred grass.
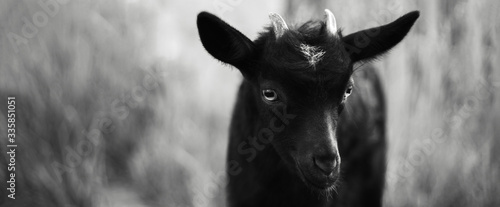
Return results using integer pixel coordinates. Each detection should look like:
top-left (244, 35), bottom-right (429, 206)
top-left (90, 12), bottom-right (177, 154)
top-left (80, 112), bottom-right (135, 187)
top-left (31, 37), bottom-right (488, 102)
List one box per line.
top-left (0, 0), bottom-right (163, 206)
top-left (0, 0), bottom-right (499, 207)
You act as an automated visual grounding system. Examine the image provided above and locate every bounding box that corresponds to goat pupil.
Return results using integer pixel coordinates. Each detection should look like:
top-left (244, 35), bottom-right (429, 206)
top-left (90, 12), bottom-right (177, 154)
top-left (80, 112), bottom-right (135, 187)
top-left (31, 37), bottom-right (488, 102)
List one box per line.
top-left (346, 87), bottom-right (352, 94)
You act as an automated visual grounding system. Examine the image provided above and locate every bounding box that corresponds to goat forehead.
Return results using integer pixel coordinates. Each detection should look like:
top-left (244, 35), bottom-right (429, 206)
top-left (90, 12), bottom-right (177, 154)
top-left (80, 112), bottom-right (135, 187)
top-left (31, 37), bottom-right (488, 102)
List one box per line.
top-left (262, 37), bottom-right (349, 71)
top-left (263, 44), bottom-right (348, 73)
top-left (261, 47), bottom-right (351, 85)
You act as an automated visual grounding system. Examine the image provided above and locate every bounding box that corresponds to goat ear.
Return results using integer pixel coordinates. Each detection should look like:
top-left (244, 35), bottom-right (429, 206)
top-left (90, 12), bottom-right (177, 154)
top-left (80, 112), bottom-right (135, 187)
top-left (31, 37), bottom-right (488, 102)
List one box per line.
top-left (197, 12), bottom-right (255, 73)
top-left (342, 11), bottom-right (420, 63)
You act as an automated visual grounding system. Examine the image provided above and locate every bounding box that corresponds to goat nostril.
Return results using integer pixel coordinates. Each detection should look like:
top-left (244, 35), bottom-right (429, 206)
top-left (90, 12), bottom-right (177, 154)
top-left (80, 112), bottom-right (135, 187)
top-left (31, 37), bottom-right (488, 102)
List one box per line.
top-left (313, 157), bottom-right (338, 175)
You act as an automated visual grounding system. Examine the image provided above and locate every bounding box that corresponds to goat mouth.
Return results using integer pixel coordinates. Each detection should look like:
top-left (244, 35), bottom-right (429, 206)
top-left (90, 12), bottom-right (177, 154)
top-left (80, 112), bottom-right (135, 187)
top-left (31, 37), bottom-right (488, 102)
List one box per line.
top-left (297, 165), bottom-right (337, 191)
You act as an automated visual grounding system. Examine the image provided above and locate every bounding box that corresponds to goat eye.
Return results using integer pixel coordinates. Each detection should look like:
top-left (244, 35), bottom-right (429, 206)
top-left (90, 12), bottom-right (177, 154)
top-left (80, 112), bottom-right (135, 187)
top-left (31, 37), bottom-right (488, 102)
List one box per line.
top-left (345, 86), bottom-right (353, 97)
top-left (262, 89), bottom-right (278, 102)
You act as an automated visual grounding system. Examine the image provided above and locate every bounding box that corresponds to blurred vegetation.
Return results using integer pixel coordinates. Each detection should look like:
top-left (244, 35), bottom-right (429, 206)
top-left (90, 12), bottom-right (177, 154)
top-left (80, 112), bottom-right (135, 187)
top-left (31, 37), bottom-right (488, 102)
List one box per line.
top-left (0, 0), bottom-right (499, 207)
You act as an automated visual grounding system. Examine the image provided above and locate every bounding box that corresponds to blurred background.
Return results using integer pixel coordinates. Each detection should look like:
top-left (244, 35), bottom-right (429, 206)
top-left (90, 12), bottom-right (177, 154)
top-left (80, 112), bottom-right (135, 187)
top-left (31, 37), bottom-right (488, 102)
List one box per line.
top-left (0, 0), bottom-right (499, 206)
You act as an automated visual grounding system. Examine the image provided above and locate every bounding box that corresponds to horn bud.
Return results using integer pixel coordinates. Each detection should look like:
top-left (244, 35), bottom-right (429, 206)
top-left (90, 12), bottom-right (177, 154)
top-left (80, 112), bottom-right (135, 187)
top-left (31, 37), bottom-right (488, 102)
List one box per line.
top-left (269, 13), bottom-right (289, 39)
top-left (324, 9), bottom-right (338, 36)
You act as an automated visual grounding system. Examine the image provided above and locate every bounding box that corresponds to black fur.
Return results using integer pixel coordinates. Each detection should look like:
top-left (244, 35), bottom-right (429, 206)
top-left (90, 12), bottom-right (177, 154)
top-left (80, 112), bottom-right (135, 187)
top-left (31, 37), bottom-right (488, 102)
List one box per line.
top-left (197, 10), bottom-right (419, 207)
